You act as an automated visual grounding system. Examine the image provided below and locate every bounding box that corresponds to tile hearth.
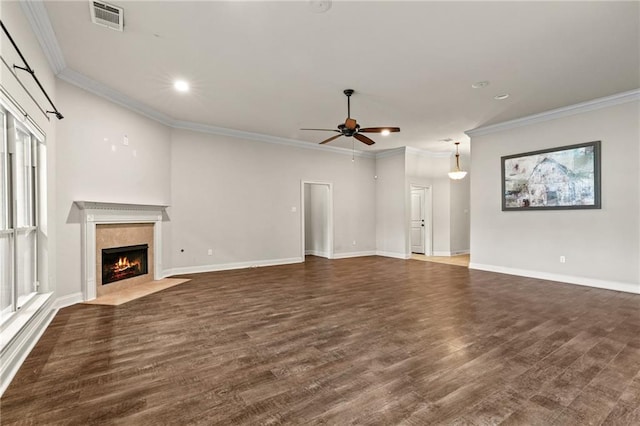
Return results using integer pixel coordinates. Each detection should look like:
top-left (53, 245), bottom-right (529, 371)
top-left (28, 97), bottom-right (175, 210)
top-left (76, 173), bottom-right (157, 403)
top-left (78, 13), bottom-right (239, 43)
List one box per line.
top-left (83, 278), bottom-right (190, 306)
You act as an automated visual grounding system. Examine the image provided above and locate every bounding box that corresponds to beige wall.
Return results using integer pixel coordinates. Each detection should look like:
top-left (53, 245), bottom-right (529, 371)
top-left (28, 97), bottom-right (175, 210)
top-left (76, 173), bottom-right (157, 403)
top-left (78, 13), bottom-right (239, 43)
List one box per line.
top-left (50, 77), bottom-right (378, 297)
top-left (449, 154), bottom-right (470, 254)
top-left (55, 80), bottom-right (172, 298)
top-left (375, 153), bottom-right (407, 257)
top-left (168, 127), bottom-right (376, 270)
top-left (470, 101), bottom-right (640, 293)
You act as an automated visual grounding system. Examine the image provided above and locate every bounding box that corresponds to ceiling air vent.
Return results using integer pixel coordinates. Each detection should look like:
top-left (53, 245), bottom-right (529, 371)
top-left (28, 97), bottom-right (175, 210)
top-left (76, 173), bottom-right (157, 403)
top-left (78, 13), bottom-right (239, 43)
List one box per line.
top-left (90, 1), bottom-right (124, 32)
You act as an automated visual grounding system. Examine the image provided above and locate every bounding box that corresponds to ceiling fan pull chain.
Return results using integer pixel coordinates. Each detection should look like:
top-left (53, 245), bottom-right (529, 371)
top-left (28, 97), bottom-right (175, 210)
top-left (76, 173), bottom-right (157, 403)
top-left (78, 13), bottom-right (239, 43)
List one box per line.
top-left (352, 139), bottom-right (355, 162)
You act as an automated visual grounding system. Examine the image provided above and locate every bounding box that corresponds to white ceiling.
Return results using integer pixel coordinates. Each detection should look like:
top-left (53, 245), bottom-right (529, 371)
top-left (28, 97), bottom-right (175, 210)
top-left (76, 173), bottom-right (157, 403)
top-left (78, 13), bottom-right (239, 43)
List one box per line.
top-left (43, 1), bottom-right (639, 153)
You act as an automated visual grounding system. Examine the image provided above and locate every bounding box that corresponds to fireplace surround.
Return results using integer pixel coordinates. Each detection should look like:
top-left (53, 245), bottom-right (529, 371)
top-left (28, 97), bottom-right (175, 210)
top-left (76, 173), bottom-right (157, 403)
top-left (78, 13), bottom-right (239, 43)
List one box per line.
top-left (75, 201), bottom-right (167, 301)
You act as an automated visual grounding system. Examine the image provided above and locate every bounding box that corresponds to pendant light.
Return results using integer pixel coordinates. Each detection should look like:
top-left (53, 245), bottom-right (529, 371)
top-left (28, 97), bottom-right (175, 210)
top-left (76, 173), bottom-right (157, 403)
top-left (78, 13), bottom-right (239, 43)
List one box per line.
top-left (448, 142), bottom-right (467, 180)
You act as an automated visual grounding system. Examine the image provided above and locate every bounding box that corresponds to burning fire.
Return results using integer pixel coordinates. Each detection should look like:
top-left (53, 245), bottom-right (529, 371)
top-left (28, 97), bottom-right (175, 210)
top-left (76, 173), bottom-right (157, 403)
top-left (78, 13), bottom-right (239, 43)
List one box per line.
top-left (103, 247), bottom-right (147, 285)
top-left (113, 256), bottom-right (140, 272)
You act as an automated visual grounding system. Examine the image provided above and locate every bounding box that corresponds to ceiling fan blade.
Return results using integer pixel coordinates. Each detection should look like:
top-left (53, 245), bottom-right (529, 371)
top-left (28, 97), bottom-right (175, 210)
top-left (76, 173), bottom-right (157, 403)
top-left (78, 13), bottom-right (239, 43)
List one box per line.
top-left (358, 127), bottom-right (401, 133)
top-left (345, 118), bottom-right (357, 130)
top-left (319, 134), bottom-right (344, 144)
top-left (301, 128), bottom-right (340, 132)
top-left (354, 133), bottom-right (376, 145)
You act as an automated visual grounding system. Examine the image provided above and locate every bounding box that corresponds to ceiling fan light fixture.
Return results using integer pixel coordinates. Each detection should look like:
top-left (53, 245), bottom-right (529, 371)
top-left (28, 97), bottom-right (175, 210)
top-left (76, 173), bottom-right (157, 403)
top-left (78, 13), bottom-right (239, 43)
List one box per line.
top-left (300, 89), bottom-right (400, 146)
top-left (448, 142), bottom-right (467, 180)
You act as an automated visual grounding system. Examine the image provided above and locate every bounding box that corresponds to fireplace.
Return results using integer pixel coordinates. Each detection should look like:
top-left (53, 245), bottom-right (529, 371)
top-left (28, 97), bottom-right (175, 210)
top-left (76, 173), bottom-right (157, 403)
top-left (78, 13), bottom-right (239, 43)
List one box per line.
top-left (75, 201), bottom-right (166, 301)
top-left (102, 244), bottom-right (149, 285)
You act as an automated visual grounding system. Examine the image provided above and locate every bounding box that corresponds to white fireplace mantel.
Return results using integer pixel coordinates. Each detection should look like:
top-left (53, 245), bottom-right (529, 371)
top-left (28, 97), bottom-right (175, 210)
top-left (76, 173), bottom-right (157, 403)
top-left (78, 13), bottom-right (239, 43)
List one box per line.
top-left (75, 201), bottom-right (168, 301)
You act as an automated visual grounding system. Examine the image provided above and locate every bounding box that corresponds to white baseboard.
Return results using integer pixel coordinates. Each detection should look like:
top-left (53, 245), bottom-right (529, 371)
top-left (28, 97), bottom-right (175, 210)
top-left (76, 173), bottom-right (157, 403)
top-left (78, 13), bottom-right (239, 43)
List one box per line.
top-left (305, 250), bottom-right (329, 258)
top-left (431, 250), bottom-right (470, 257)
top-left (469, 263), bottom-right (640, 295)
top-left (53, 292), bottom-right (84, 309)
top-left (332, 251), bottom-right (377, 259)
top-left (163, 257), bottom-right (304, 277)
top-left (1, 295), bottom-right (57, 397)
top-left (376, 251), bottom-right (411, 260)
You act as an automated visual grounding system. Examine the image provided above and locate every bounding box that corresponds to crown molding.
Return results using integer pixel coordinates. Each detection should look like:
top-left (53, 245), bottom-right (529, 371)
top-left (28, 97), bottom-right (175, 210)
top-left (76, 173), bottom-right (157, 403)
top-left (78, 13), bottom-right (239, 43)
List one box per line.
top-left (19, 0), bottom-right (66, 74)
top-left (466, 88), bottom-right (640, 137)
top-left (57, 68), bottom-right (176, 124)
top-left (171, 120), bottom-right (376, 158)
top-left (58, 67), bottom-right (377, 159)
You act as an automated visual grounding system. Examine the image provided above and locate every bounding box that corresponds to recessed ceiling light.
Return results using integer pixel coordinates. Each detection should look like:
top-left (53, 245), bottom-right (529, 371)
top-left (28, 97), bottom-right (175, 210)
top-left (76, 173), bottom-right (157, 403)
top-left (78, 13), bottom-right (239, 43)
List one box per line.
top-left (173, 80), bottom-right (189, 93)
top-left (471, 81), bottom-right (490, 89)
top-left (494, 93), bottom-right (510, 100)
top-left (381, 129), bottom-right (391, 136)
top-left (439, 138), bottom-right (453, 142)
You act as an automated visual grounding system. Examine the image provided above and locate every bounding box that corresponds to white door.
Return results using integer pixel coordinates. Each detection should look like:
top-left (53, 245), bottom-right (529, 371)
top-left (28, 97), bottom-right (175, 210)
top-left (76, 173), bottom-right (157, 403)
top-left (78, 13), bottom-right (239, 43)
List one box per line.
top-left (301, 181), bottom-right (334, 260)
top-left (411, 188), bottom-right (425, 254)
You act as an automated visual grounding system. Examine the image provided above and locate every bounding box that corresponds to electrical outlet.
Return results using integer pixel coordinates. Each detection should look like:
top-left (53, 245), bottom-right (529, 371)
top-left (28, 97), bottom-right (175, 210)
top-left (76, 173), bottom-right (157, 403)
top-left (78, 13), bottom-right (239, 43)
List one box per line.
top-left (352, 240), bottom-right (357, 246)
top-left (560, 256), bottom-right (566, 263)
top-left (123, 135), bottom-right (129, 146)
top-left (207, 249), bottom-right (213, 256)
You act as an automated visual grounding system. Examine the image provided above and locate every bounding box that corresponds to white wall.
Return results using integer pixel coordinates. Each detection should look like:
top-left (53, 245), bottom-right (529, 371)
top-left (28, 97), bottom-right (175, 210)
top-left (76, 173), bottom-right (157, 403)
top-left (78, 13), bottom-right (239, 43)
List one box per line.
top-left (55, 80), bottom-right (172, 298)
top-left (375, 152), bottom-right (407, 257)
top-left (168, 128), bottom-right (376, 272)
top-left (304, 183), bottom-right (330, 257)
top-left (470, 101), bottom-right (640, 293)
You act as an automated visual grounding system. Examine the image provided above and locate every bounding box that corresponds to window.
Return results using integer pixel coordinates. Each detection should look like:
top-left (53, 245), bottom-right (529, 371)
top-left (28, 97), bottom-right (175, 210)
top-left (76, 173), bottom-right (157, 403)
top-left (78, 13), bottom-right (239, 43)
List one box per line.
top-left (0, 108), bottom-right (41, 324)
top-left (0, 109), bottom-right (10, 322)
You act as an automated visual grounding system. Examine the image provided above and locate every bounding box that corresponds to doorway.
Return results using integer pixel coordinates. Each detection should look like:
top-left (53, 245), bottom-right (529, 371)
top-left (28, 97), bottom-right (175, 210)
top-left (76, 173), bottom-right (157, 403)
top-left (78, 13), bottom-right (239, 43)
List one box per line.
top-left (301, 181), bottom-right (333, 259)
top-left (410, 185), bottom-right (432, 255)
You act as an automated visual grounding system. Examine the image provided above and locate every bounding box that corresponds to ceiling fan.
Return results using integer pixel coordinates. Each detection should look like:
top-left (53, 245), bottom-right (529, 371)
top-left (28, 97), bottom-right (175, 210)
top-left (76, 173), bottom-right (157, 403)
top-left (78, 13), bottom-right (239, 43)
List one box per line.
top-left (301, 89), bottom-right (400, 145)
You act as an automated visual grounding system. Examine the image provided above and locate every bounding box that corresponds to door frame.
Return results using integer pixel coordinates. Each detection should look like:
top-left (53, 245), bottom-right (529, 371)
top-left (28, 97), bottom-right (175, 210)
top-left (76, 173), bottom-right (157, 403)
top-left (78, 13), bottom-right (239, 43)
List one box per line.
top-left (410, 184), bottom-right (433, 256)
top-left (300, 181), bottom-right (334, 260)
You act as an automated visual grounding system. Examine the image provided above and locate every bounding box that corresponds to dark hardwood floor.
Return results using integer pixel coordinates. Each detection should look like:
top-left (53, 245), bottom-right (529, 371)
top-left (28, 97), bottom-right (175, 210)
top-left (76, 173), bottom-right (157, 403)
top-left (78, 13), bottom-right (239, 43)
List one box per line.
top-left (2, 256), bottom-right (639, 425)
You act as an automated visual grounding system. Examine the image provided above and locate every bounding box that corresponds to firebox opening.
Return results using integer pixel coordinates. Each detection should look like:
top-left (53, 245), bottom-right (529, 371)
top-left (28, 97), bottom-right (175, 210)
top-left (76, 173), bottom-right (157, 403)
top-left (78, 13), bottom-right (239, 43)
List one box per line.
top-left (102, 244), bottom-right (149, 285)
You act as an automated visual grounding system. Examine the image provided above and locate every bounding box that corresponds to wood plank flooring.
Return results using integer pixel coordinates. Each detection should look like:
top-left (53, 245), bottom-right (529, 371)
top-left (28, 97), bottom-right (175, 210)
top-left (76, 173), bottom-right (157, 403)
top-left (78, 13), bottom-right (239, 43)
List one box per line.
top-left (2, 256), bottom-right (639, 425)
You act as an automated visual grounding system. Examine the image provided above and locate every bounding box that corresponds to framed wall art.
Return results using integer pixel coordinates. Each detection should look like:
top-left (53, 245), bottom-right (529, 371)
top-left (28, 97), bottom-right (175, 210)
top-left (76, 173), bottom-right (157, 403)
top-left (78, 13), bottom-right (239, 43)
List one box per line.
top-left (501, 141), bottom-right (601, 211)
